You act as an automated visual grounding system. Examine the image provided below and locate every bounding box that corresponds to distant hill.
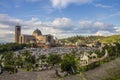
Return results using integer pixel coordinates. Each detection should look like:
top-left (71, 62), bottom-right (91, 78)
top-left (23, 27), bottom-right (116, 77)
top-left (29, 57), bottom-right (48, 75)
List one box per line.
top-left (59, 34), bottom-right (120, 44)
top-left (59, 35), bottom-right (104, 44)
top-left (100, 35), bottom-right (120, 44)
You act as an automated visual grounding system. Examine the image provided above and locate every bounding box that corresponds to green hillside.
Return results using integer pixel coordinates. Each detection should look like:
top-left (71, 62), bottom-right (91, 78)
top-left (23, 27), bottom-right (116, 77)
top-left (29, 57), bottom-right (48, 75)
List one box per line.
top-left (59, 35), bottom-right (104, 44)
top-left (59, 34), bottom-right (120, 44)
top-left (100, 35), bottom-right (120, 44)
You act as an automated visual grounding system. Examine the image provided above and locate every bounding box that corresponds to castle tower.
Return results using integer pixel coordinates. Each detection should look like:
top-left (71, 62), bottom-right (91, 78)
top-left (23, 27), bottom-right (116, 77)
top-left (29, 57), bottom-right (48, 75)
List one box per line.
top-left (15, 25), bottom-right (21, 43)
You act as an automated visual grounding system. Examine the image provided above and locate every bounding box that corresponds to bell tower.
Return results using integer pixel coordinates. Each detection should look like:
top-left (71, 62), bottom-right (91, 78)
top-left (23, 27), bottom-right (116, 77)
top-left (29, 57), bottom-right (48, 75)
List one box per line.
top-left (15, 25), bottom-right (21, 43)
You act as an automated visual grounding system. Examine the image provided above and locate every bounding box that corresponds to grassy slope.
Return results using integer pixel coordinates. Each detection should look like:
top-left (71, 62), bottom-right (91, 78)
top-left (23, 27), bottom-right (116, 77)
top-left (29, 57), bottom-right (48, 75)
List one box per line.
top-left (59, 36), bottom-right (104, 44)
top-left (59, 34), bottom-right (120, 44)
top-left (100, 35), bottom-right (120, 44)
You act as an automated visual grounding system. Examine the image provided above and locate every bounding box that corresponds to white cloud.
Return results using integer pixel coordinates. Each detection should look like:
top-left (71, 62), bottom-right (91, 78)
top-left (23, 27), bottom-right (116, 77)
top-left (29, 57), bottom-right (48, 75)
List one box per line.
top-left (0, 29), bottom-right (14, 39)
top-left (50, 0), bottom-right (93, 8)
top-left (0, 24), bottom-right (9, 28)
top-left (0, 14), bottom-right (119, 42)
top-left (52, 17), bottom-right (73, 28)
top-left (0, 14), bottom-right (66, 42)
top-left (94, 31), bottom-right (113, 36)
top-left (78, 21), bottom-right (115, 33)
top-left (95, 4), bottom-right (112, 8)
top-left (114, 27), bottom-right (120, 33)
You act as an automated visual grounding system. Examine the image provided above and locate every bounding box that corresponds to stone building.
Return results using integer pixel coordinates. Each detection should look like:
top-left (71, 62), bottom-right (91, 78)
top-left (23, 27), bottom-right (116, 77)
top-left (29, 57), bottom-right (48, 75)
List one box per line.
top-left (15, 25), bottom-right (56, 48)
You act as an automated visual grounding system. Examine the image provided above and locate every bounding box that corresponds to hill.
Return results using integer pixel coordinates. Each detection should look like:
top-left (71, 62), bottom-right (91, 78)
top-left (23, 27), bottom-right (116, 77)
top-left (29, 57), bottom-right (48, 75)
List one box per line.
top-left (59, 35), bottom-right (104, 44)
top-left (100, 35), bottom-right (120, 44)
top-left (59, 34), bottom-right (120, 44)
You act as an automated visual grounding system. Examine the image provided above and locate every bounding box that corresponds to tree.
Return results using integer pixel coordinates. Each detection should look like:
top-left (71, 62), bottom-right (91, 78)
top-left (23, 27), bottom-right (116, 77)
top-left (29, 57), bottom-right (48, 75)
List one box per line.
top-left (3, 52), bottom-right (15, 66)
top-left (14, 55), bottom-right (23, 68)
top-left (61, 53), bottom-right (78, 74)
top-left (21, 50), bottom-right (36, 71)
top-left (47, 54), bottom-right (61, 66)
top-left (0, 43), bottom-right (26, 53)
top-left (39, 55), bottom-right (47, 60)
top-left (3, 51), bottom-right (17, 73)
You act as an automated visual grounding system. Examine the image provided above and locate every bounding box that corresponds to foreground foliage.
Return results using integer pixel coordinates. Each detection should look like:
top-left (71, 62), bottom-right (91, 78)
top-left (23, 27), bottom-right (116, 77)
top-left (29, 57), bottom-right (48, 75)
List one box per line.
top-left (61, 53), bottom-right (78, 74)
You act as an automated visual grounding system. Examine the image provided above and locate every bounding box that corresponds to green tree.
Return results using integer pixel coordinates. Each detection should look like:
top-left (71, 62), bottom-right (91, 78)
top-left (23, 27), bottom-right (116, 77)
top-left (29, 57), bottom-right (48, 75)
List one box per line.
top-left (61, 53), bottom-right (78, 74)
top-left (14, 55), bottom-right (23, 68)
top-left (3, 51), bottom-right (17, 73)
top-left (21, 50), bottom-right (36, 71)
top-left (3, 52), bottom-right (15, 65)
top-left (47, 54), bottom-right (61, 66)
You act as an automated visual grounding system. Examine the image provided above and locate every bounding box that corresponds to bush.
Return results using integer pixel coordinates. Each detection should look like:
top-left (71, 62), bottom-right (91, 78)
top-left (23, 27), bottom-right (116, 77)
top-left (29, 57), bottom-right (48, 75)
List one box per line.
top-left (61, 54), bottom-right (78, 74)
top-left (47, 54), bottom-right (61, 66)
top-left (4, 65), bottom-right (17, 74)
top-left (79, 66), bottom-right (88, 72)
top-left (79, 61), bottom-right (100, 72)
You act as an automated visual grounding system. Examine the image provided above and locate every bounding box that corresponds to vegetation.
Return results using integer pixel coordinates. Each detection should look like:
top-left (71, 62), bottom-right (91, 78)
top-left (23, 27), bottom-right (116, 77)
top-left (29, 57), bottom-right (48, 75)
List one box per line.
top-left (61, 53), bottom-right (78, 74)
top-left (104, 43), bottom-right (120, 57)
top-left (47, 54), bottom-right (61, 66)
top-left (0, 50), bottom-right (37, 73)
top-left (100, 35), bottom-right (120, 44)
top-left (21, 50), bottom-right (36, 71)
top-left (1, 51), bottom-right (17, 73)
top-left (59, 34), bottom-right (120, 45)
top-left (0, 40), bottom-right (120, 77)
top-left (0, 43), bottom-right (26, 53)
top-left (59, 35), bottom-right (104, 44)
top-left (0, 43), bottom-right (34, 73)
top-left (79, 42), bottom-right (120, 72)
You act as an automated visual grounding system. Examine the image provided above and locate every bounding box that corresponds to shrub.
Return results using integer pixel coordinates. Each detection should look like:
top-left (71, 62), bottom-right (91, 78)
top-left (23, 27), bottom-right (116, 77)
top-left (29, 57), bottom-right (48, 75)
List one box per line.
top-left (61, 54), bottom-right (78, 74)
top-left (4, 65), bottom-right (17, 74)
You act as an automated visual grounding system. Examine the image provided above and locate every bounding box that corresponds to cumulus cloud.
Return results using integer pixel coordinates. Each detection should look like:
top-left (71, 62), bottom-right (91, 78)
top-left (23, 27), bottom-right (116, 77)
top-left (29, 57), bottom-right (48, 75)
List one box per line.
top-left (50, 0), bottom-right (93, 8)
top-left (114, 27), bottom-right (120, 33)
top-left (0, 14), bottom-right (64, 42)
top-left (52, 18), bottom-right (74, 30)
top-left (77, 21), bottom-right (116, 33)
top-left (0, 14), bottom-right (119, 42)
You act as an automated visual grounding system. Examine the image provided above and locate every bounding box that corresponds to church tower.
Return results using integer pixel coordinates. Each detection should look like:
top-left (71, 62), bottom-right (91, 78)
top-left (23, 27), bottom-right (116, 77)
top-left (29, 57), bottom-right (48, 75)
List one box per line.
top-left (15, 25), bottom-right (21, 43)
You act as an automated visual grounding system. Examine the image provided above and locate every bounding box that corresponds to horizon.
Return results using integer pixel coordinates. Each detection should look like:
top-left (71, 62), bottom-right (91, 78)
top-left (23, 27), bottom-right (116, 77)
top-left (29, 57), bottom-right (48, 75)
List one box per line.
top-left (0, 34), bottom-right (118, 43)
top-left (0, 0), bottom-right (120, 42)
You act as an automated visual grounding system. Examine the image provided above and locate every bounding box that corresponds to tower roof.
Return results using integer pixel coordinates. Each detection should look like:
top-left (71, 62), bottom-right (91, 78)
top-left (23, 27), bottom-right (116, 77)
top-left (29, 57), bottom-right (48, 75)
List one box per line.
top-left (33, 29), bottom-right (42, 35)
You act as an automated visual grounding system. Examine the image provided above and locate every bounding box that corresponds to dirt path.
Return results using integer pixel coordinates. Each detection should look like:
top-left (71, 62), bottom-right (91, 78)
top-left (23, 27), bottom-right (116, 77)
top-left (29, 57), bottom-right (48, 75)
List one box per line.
top-left (0, 69), bottom-right (57, 80)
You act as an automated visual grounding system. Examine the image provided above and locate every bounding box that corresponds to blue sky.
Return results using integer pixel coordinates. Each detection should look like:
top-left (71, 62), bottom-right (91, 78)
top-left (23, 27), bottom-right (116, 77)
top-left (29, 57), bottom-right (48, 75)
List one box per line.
top-left (0, 0), bottom-right (120, 42)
